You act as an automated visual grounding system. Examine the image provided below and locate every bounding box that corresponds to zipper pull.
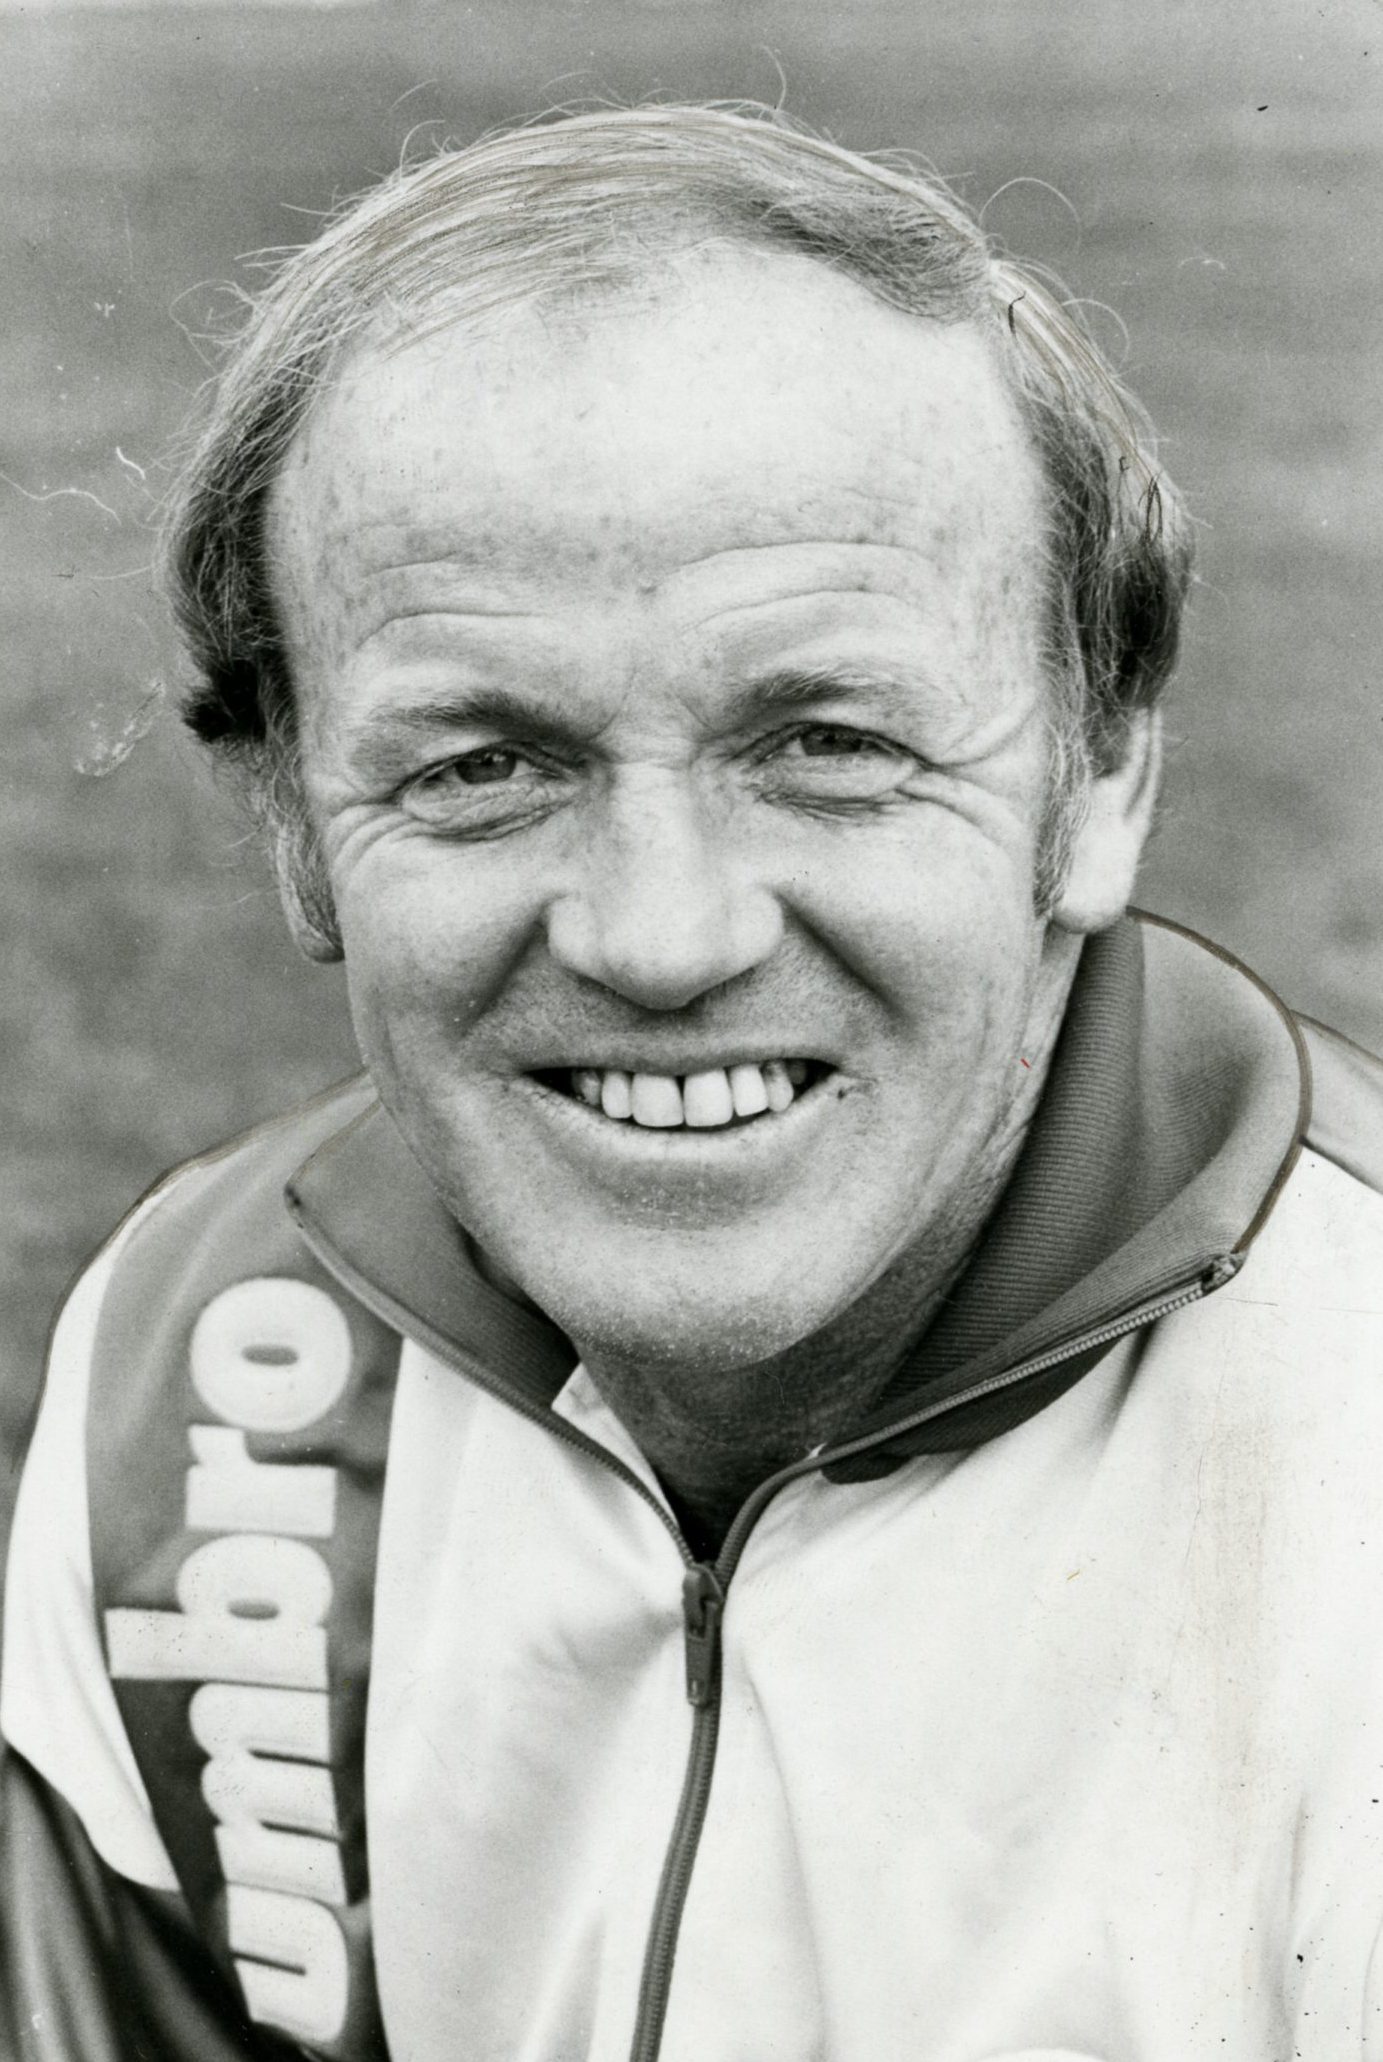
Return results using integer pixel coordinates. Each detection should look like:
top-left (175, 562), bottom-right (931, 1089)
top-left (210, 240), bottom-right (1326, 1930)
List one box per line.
top-left (682, 1563), bottom-right (725, 1708)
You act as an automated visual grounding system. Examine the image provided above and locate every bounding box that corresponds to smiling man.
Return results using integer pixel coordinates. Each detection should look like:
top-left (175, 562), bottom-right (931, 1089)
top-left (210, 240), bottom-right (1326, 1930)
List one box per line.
top-left (267, 246), bottom-right (1137, 1556)
top-left (5, 105), bottom-right (1383, 2062)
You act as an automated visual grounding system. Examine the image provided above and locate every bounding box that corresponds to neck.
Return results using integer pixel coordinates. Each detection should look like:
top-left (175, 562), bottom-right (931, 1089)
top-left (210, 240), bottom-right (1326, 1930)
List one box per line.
top-left (583, 1234), bottom-right (976, 1560)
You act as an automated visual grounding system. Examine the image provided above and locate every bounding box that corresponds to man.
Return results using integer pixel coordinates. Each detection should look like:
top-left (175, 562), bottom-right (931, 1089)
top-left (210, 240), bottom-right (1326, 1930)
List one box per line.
top-left (4, 101), bottom-right (1383, 2062)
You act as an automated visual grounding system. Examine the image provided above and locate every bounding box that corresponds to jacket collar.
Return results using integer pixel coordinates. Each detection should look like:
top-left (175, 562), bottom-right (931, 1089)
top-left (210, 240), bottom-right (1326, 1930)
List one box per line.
top-left (287, 912), bottom-right (1309, 1459)
top-left (287, 1100), bottom-right (577, 1412)
top-left (831, 910), bottom-right (1308, 1464)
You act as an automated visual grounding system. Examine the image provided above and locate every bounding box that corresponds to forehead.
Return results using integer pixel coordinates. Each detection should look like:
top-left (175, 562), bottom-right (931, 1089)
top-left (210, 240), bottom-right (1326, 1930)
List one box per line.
top-left (267, 246), bottom-right (1045, 673)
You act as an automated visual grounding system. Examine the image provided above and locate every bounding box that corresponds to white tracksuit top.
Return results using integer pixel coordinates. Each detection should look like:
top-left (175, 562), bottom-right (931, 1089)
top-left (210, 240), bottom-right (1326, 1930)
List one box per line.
top-left (9, 1136), bottom-right (1383, 2062)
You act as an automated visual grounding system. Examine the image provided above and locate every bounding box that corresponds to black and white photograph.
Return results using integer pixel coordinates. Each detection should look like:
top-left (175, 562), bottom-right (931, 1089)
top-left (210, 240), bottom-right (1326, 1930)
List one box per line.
top-left (1, 1), bottom-right (1380, 2055)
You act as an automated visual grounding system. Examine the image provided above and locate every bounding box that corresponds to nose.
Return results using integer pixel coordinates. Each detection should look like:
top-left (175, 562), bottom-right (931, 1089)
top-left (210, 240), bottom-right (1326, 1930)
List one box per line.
top-left (545, 770), bottom-right (783, 1010)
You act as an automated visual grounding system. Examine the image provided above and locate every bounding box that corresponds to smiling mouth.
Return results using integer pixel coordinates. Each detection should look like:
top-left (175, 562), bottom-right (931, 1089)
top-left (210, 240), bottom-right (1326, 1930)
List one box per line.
top-left (530, 1058), bottom-right (834, 1131)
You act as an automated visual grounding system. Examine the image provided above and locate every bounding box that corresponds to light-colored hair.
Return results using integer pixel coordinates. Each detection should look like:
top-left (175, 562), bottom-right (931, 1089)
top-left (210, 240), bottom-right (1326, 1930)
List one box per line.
top-left (165, 103), bottom-right (1192, 937)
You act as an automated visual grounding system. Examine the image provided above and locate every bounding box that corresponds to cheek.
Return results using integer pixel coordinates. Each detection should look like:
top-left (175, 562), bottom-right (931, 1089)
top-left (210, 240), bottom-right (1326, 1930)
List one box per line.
top-left (784, 807), bottom-right (1045, 1032)
top-left (333, 846), bottom-right (535, 1052)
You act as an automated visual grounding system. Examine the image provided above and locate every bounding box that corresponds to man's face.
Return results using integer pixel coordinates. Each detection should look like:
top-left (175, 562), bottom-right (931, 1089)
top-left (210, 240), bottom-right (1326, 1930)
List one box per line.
top-left (269, 248), bottom-right (1117, 1371)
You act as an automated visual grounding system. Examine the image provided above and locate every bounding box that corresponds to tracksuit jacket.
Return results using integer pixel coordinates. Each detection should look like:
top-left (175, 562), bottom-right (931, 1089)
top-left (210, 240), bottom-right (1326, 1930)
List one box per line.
top-left (5, 912), bottom-right (1383, 2062)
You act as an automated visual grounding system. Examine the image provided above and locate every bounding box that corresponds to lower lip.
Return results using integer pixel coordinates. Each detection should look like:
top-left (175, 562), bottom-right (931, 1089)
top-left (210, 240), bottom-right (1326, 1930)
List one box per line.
top-left (513, 1070), bottom-right (846, 1179)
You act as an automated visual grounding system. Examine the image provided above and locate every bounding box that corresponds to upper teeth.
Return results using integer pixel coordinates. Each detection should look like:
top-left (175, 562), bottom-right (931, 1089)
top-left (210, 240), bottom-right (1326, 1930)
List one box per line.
top-left (569, 1060), bottom-right (808, 1129)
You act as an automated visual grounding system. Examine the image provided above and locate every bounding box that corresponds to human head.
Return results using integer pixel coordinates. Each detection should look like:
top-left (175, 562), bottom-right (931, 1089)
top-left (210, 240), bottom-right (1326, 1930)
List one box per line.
top-left (165, 102), bottom-right (1191, 946)
top-left (245, 219), bottom-right (1161, 1380)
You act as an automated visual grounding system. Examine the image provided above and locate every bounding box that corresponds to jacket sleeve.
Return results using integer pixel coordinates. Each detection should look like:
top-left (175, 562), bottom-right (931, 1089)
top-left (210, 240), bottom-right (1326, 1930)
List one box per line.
top-left (0, 1202), bottom-right (306, 2062)
top-left (0, 1748), bottom-right (304, 2062)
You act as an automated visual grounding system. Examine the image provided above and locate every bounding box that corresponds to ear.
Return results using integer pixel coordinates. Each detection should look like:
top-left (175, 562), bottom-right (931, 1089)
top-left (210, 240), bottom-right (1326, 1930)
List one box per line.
top-left (1050, 708), bottom-right (1162, 937)
top-left (272, 826), bottom-right (344, 964)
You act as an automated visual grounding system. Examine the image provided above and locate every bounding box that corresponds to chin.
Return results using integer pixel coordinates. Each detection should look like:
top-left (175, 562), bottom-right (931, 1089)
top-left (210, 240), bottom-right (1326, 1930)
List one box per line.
top-left (508, 1242), bottom-right (859, 1377)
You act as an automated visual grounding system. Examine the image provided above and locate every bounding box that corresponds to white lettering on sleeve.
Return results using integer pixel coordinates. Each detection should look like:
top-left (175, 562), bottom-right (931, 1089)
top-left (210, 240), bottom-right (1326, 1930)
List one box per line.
top-left (202, 1744), bottom-right (339, 1840)
top-left (104, 1609), bottom-right (328, 1689)
top-left (175, 1533), bottom-right (333, 1625)
top-left (105, 1534), bottom-right (333, 1688)
top-left (217, 1823), bottom-right (348, 1906)
top-left (189, 1683), bottom-right (331, 1765)
top-left (187, 1426), bottom-right (337, 1538)
top-left (190, 1279), bottom-right (352, 1433)
top-left (227, 1886), bottom-right (350, 2045)
top-left (104, 1274), bottom-right (360, 2047)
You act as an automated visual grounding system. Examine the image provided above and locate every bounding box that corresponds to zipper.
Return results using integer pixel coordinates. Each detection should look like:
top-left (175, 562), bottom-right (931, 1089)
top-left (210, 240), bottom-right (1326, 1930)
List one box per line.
top-left (622, 1251), bottom-right (1242, 2062)
top-left (627, 1566), bottom-right (726, 2062)
top-left (681, 1564), bottom-right (727, 1709)
top-left (293, 1203), bottom-right (1239, 2062)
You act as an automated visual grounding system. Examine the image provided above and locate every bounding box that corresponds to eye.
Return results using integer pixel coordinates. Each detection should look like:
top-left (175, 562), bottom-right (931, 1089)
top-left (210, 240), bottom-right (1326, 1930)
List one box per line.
top-left (792, 726), bottom-right (879, 756)
top-left (756, 723), bottom-right (919, 802)
top-left (424, 746), bottom-right (522, 787)
top-left (399, 743), bottom-right (568, 831)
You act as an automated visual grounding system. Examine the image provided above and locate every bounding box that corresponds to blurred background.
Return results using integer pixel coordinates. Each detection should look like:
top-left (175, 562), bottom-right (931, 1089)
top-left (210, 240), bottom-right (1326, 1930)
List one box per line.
top-left (2, 0), bottom-right (1379, 1507)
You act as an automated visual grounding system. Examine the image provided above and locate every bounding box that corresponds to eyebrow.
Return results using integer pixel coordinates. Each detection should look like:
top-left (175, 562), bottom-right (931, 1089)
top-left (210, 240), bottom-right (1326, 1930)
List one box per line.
top-left (344, 664), bottom-right (932, 774)
top-left (723, 665), bottom-right (928, 724)
top-left (343, 687), bottom-right (585, 775)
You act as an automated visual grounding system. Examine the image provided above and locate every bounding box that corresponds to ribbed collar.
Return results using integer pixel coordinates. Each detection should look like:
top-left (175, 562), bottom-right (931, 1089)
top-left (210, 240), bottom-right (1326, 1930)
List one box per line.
top-left (830, 911), bottom-right (1308, 1466)
top-left (287, 914), bottom-right (1309, 1461)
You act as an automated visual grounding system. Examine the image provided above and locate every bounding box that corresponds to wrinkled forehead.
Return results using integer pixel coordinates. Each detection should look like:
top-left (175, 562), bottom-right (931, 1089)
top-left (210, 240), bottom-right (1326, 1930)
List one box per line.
top-left (266, 246), bottom-right (1049, 659)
